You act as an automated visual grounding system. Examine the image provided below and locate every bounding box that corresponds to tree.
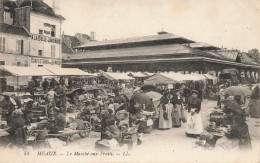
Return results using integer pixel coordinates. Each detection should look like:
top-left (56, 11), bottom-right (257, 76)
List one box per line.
top-left (248, 49), bottom-right (260, 63)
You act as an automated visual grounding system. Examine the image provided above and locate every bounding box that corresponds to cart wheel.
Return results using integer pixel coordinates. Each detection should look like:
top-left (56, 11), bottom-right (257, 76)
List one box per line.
top-left (79, 121), bottom-right (92, 138)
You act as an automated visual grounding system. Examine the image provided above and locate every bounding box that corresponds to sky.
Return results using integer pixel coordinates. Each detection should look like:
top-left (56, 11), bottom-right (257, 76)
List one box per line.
top-left (45, 0), bottom-right (260, 52)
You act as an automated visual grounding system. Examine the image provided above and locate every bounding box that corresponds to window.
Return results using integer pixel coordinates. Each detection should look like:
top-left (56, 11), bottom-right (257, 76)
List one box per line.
top-left (16, 40), bottom-right (24, 54)
top-left (51, 45), bottom-right (55, 58)
top-left (17, 62), bottom-right (21, 66)
top-left (0, 61), bottom-right (5, 65)
top-left (51, 25), bottom-right (56, 37)
top-left (0, 37), bottom-right (6, 52)
top-left (39, 30), bottom-right (43, 35)
top-left (38, 50), bottom-right (42, 56)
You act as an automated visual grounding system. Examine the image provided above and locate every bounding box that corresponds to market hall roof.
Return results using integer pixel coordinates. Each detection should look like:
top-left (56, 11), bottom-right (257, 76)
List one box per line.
top-left (64, 44), bottom-right (260, 69)
top-left (0, 23), bottom-right (30, 37)
top-left (189, 42), bottom-right (221, 50)
top-left (75, 33), bottom-right (195, 50)
top-left (66, 44), bottom-right (225, 61)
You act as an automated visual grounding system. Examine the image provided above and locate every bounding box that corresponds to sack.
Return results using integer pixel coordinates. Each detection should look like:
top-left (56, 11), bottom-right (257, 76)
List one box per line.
top-left (163, 112), bottom-right (168, 120)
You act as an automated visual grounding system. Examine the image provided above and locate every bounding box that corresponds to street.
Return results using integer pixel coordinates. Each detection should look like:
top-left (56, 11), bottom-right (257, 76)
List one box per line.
top-left (39, 100), bottom-right (260, 162)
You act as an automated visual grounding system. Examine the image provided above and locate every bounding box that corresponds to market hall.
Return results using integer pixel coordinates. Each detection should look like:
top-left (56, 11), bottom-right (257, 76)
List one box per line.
top-left (63, 32), bottom-right (260, 83)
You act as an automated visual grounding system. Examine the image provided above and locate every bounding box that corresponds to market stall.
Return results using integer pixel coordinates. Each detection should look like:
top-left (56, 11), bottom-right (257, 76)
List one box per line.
top-left (143, 72), bottom-right (206, 85)
top-left (97, 72), bottom-right (135, 86)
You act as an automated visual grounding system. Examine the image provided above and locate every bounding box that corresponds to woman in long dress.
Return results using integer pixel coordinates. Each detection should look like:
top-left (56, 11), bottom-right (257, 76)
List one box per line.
top-left (248, 86), bottom-right (260, 118)
top-left (171, 89), bottom-right (184, 127)
top-left (186, 90), bottom-right (203, 137)
top-left (159, 92), bottom-right (172, 130)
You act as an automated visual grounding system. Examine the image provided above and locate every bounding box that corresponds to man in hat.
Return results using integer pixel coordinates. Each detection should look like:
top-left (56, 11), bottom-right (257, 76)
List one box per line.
top-left (50, 78), bottom-right (58, 89)
top-left (28, 80), bottom-right (35, 98)
top-left (186, 90), bottom-right (203, 137)
top-left (6, 109), bottom-right (27, 146)
top-left (0, 94), bottom-right (16, 124)
top-left (48, 107), bottom-right (66, 133)
top-left (42, 78), bottom-right (49, 93)
top-left (55, 83), bottom-right (67, 115)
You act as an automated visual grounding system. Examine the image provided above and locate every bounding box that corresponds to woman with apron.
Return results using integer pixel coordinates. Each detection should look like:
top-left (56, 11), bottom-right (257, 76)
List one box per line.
top-left (171, 89), bottom-right (184, 127)
top-left (186, 90), bottom-right (203, 137)
top-left (159, 92), bottom-right (172, 130)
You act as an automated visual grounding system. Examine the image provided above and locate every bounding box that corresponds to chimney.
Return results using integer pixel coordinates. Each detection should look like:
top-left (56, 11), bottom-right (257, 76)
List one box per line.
top-left (90, 31), bottom-right (96, 41)
top-left (158, 31), bottom-right (168, 35)
top-left (52, 0), bottom-right (60, 15)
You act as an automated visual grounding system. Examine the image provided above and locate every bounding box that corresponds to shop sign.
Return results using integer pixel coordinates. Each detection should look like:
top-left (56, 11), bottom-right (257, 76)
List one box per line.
top-left (31, 57), bottom-right (61, 65)
top-left (31, 34), bottom-right (61, 44)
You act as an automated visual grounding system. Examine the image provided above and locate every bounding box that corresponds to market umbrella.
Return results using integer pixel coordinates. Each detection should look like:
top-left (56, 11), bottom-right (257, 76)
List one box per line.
top-left (221, 99), bottom-right (244, 115)
top-left (120, 88), bottom-right (133, 99)
top-left (145, 91), bottom-right (162, 102)
top-left (85, 86), bottom-right (107, 96)
top-left (66, 88), bottom-right (85, 95)
top-left (66, 88), bottom-right (86, 100)
top-left (223, 86), bottom-right (252, 96)
top-left (131, 93), bottom-right (153, 107)
top-left (140, 85), bottom-right (157, 93)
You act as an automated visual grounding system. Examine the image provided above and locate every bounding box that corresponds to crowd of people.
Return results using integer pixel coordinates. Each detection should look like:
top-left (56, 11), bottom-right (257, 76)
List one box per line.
top-left (0, 75), bottom-right (258, 151)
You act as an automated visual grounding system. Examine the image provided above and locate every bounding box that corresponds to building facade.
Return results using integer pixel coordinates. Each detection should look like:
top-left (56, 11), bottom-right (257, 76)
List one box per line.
top-left (0, 0), bottom-right (64, 68)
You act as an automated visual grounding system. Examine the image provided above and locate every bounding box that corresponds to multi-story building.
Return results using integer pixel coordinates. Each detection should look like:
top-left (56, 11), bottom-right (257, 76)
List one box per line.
top-left (0, 0), bottom-right (64, 68)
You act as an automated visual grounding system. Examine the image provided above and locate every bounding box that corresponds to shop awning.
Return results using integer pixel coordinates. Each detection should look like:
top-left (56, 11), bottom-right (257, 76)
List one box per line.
top-left (203, 74), bottom-right (218, 84)
top-left (101, 72), bottom-right (135, 80)
top-left (45, 67), bottom-right (92, 76)
top-left (0, 66), bottom-right (55, 77)
top-left (144, 72), bottom-right (207, 85)
top-left (128, 72), bottom-right (149, 78)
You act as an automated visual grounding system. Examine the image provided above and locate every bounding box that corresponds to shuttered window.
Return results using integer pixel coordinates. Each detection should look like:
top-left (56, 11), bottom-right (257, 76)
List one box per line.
top-left (16, 39), bottom-right (24, 54)
top-left (51, 45), bottom-right (55, 58)
top-left (0, 37), bottom-right (6, 52)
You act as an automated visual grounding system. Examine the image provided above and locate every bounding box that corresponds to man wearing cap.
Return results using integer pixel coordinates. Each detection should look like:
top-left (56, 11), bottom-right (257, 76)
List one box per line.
top-left (186, 90), bottom-right (203, 137)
